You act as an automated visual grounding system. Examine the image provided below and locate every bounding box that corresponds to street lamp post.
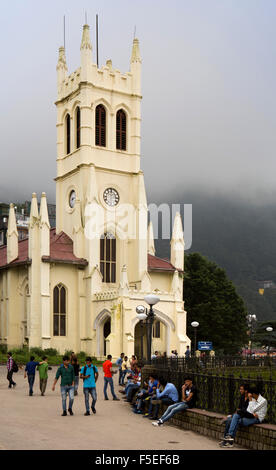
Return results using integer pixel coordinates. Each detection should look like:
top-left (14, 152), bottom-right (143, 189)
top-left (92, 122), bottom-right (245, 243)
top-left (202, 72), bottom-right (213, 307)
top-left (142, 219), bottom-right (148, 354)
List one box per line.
top-left (191, 321), bottom-right (199, 356)
top-left (136, 294), bottom-right (160, 362)
top-left (247, 314), bottom-right (257, 357)
top-left (266, 326), bottom-right (273, 357)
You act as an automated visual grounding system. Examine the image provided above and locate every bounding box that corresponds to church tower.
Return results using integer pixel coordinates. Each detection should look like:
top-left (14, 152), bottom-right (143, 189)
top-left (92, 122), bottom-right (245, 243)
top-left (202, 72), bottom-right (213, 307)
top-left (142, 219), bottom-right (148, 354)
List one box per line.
top-left (55, 24), bottom-right (147, 285)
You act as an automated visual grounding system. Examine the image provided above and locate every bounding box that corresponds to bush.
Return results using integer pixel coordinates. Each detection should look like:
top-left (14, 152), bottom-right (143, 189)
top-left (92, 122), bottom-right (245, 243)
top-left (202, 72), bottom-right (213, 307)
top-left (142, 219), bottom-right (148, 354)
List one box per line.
top-left (0, 344), bottom-right (7, 354)
top-left (43, 348), bottom-right (58, 357)
top-left (30, 347), bottom-right (45, 357)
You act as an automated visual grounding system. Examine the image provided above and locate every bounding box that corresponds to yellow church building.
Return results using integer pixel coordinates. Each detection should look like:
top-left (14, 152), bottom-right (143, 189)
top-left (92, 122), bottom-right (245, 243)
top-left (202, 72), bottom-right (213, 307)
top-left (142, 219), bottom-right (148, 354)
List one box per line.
top-left (0, 24), bottom-right (190, 359)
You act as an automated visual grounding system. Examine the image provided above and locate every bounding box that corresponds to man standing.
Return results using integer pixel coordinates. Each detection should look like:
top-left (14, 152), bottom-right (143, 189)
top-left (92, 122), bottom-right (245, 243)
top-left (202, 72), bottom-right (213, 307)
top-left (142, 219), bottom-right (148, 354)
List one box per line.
top-left (185, 346), bottom-right (191, 359)
top-left (7, 352), bottom-right (16, 388)
top-left (220, 386), bottom-right (267, 447)
top-left (38, 356), bottom-right (49, 396)
top-left (80, 357), bottom-right (99, 416)
top-left (102, 354), bottom-right (120, 401)
top-left (116, 353), bottom-right (125, 385)
top-left (24, 356), bottom-right (44, 396)
top-left (152, 377), bottom-right (197, 426)
top-left (52, 355), bottom-right (75, 416)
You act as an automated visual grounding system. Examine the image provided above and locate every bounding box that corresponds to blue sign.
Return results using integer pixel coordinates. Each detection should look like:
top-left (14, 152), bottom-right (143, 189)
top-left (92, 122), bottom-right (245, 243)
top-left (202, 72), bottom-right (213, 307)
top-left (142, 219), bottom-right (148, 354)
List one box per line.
top-left (198, 341), bottom-right (213, 351)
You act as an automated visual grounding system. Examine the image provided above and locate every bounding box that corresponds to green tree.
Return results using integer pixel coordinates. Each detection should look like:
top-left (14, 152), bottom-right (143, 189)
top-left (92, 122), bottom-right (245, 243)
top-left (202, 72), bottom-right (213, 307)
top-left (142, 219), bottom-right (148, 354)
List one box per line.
top-left (184, 253), bottom-right (248, 354)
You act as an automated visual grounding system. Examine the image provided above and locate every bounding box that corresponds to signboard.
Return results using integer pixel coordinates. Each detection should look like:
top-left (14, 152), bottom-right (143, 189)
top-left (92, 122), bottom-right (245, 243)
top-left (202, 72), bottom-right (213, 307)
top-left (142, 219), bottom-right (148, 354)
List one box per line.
top-left (198, 341), bottom-right (213, 351)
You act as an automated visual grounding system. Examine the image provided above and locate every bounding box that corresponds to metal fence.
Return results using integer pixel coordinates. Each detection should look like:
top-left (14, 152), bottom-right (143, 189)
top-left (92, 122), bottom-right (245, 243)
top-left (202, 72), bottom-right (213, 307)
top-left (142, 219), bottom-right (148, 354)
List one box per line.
top-left (147, 355), bottom-right (276, 370)
top-left (142, 358), bottom-right (276, 424)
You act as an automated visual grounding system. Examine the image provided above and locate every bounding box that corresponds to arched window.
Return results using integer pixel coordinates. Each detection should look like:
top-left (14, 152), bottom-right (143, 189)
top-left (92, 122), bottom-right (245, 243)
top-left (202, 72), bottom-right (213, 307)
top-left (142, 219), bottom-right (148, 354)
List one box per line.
top-left (153, 320), bottom-right (161, 338)
top-left (95, 104), bottom-right (106, 147)
top-left (65, 114), bottom-right (71, 154)
top-left (116, 109), bottom-right (127, 151)
top-left (100, 233), bottom-right (116, 283)
top-left (76, 106), bottom-right (81, 149)
top-left (53, 283), bottom-right (66, 336)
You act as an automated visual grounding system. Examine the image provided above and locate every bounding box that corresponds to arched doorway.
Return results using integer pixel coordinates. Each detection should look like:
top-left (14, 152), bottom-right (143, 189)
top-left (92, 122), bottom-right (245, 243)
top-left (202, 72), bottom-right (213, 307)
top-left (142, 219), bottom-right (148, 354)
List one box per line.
top-left (134, 321), bottom-right (147, 359)
top-left (103, 318), bottom-right (111, 356)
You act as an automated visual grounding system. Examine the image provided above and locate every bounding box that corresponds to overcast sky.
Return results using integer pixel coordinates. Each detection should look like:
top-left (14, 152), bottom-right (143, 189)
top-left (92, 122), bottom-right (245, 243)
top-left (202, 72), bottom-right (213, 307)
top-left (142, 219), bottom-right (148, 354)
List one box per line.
top-left (1, 0), bottom-right (276, 205)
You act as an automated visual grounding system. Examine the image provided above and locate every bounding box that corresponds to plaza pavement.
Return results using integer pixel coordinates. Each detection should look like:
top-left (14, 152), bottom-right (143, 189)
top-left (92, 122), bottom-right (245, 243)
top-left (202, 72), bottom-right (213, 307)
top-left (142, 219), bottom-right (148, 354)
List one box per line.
top-left (0, 365), bottom-right (243, 450)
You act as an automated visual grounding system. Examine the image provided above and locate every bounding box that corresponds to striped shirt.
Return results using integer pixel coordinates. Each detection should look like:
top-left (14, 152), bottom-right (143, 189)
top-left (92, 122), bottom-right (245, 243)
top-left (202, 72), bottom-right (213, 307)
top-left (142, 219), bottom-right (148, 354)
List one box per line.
top-left (7, 357), bottom-right (13, 372)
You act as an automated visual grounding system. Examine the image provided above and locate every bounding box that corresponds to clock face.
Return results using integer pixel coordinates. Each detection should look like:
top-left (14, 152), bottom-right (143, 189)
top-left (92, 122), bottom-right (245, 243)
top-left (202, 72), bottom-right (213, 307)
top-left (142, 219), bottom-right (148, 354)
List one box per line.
top-left (103, 188), bottom-right (119, 207)
top-left (69, 190), bottom-right (76, 208)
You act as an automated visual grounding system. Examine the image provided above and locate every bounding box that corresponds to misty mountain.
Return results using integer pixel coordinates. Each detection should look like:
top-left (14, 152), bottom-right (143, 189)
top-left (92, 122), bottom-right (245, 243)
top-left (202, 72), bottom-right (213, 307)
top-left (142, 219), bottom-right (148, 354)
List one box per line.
top-left (152, 191), bottom-right (276, 322)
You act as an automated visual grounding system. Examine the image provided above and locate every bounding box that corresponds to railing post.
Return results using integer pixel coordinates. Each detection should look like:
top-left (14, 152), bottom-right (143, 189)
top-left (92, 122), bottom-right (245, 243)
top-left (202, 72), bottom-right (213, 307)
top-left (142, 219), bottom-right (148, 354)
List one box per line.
top-left (228, 374), bottom-right (235, 414)
top-left (207, 372), bottom-right (214, 410)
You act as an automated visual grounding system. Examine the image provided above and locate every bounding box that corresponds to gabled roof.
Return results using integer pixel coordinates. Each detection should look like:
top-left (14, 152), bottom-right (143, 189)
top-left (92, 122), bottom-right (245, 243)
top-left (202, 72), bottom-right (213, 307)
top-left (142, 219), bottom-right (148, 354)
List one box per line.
top-left (148, 253), bottom-right (179, 272)
top-left (0, 228), bottom-right (87, 269)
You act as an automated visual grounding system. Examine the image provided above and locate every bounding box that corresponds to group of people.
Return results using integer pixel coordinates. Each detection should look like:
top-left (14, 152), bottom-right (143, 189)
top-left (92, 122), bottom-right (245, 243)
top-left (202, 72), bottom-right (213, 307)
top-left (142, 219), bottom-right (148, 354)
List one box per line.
top-left (116, 351), bottom-right (268, 447)
top-left (6, 350), bottom-right (268, 446)
top-left (6, 351), bottom-right (122, 417)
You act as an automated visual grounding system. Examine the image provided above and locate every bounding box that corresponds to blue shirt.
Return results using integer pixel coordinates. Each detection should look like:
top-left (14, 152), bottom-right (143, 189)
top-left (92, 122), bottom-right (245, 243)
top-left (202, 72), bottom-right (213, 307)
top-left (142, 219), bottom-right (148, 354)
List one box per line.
top-left (156, 383), bottom-right (179, 402)
top-left (149, 379), bottom-right (158, 393)
top-left (116, 358), bottom-right (123, 368)
top-left (80, 364), bottom-right (98, 388)
top-left (25, 361), bottom-right (39, 375)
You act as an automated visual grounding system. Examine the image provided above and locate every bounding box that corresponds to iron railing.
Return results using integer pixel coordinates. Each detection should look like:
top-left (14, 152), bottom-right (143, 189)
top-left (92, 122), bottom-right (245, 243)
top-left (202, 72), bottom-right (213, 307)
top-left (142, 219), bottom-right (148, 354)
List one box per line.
top-left (142, 359), bottom-right (276, 424)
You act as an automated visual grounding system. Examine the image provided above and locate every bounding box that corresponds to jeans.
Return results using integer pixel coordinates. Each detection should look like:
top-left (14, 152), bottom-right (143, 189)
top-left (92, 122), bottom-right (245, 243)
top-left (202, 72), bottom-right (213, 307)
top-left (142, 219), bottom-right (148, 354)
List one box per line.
top-left (227, 412), bottom-right (260, 438)
top-left (84, 387), bottom-right (97, 412)
top-left (39, 378), bottom-right (48, 395)
top-left (121, 369), bottom-right (131, 385)
top-left (118, 369), bottom-right (123, 385)
top-left (60, 385), bottom-right (74, 411)
top-left (74, 376), bottom-right (79, 394)
top-left (104, 377), bottom-right (117, 399)
top-left (7, 370), bottom-right (16, 387)
top-left (28, 374), bottom-right (35, 395)
top-left (160, 401), bottom-right (189, 423)
top-left (126, 384), bottom-right (140, 401)
top-left (148, 397), bottom-right (175, 418)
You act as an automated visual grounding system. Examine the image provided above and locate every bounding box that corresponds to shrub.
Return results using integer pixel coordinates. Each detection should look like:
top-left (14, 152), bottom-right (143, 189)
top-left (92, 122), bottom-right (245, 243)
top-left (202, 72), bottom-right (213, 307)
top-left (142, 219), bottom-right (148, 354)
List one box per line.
top-left (0, 344), bottom-right (7, 354)
top-left (43, 348), bottom-right (58, 356)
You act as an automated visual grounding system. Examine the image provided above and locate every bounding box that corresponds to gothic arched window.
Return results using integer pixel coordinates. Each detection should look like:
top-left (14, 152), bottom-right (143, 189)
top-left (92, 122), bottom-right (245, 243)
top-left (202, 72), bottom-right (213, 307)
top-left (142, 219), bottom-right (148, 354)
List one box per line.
top-left (76, 106), bottom-right (81, 149)
top-left (65, 114), bottom-right (71, 154)
top-left (53, 284), bottom-right (66, 336)
top-left (153, 320), bottom-right (161, 338)
top-left (95, 104), bottom-right (106, 147)
top-left (100, 233), bottom-right (116, 283)
top-left (116, 109), bottom-right (127, 151)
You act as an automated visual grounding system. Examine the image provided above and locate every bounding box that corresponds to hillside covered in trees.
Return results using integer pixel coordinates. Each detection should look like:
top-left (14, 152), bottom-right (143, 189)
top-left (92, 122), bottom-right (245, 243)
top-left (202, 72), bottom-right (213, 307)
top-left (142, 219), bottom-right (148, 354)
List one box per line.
top-left (153, 191), bottom-right (276, 322)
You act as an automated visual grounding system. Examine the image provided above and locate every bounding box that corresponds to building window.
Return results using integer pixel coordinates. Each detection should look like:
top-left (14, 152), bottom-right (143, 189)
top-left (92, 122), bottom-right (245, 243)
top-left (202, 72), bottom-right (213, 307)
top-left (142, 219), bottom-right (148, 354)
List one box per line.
top-left (76, 107), bottom-right (81, 149)
top-left (95, 104), bottom-right (106, 147)
top-left (65, 114), bottom-right (71, 154)
top-left (100, 233), bottom-right (116, 283)
top-left (153, 320), bottom-right (161, 338)
top-left (116, 109), bottom-right (127, 151)
top-left (53, 284), bottom-right (66, 336)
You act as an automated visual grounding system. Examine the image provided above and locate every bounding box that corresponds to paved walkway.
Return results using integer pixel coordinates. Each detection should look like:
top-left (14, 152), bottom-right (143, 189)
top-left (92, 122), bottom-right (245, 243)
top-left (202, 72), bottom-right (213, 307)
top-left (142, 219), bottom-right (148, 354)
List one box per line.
top-left (0, 365), bottom-right (242, 450)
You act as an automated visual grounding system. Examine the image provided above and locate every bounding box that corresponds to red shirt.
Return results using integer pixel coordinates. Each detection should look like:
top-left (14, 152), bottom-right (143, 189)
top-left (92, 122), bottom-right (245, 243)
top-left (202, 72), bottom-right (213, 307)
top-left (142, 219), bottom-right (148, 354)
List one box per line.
top-left (103, 360), bottom-right (113, 378)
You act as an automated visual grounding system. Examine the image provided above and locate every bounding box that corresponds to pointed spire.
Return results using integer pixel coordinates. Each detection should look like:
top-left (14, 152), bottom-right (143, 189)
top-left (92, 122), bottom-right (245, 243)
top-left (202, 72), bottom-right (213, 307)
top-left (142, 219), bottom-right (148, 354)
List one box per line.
top-left (131, 38), bottom-right (141, 64)
top-left (39, 193), bottom-right (50, 228)
top-left (170, 212), bottom-right (184, 271)
top-left (81, 24), bottom-right (92, 51)
top-left (147, 221), bottom-right (155, 256)
top-left (30, 193), bottom-right (39, 225)
top-left (56, 46), bottom-right (68, 71)
top-left (7, 203), bottom-right (18, 263)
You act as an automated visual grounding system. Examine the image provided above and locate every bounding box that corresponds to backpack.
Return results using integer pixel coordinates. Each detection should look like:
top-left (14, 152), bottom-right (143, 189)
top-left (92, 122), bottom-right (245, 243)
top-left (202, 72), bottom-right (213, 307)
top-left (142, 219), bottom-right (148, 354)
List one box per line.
top-left (12, 360), bottom-right (19, 373)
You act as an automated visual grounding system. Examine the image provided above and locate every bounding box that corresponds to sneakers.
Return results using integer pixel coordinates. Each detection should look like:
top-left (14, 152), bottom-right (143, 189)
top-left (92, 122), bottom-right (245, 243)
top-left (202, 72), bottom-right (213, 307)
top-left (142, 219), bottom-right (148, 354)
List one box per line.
top-left (68, 408), bottom-right (74, 416)
top-left (84, 411), bottom-right (90, 416)
top-left (91, 406), bottom-right (96, 414)
top-left (104, 397), bottom-right (109, 400)
top-left (219, 435), bottom-right (234, 447)
top-left (152, 420), bottom-right (163, 427)
top-left (61, 411), bottom-right (67, 416)
top-left (113, 397), bottom-right (120, 401)
top-left (143, 413), bottom-right (152, 418)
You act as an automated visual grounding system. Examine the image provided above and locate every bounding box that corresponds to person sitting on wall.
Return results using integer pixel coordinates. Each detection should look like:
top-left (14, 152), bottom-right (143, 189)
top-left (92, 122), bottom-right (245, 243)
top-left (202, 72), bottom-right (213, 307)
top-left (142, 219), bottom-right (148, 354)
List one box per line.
top-left (144, 376), bottom-right (178, 420)
top-left (219, 386), bottom-right (267, 448)
top-left (133, 374), bottom-right (159, 414)
top-left (152, 376), bottom-right (197, 427)
top-left (219, 383), bottom-right (250, 442)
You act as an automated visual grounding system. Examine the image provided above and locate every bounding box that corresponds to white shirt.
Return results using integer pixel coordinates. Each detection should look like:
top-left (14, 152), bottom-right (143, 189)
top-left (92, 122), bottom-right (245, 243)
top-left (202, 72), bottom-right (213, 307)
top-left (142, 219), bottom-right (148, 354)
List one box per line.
top-left (247, 394), bottom-right (267, 423)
